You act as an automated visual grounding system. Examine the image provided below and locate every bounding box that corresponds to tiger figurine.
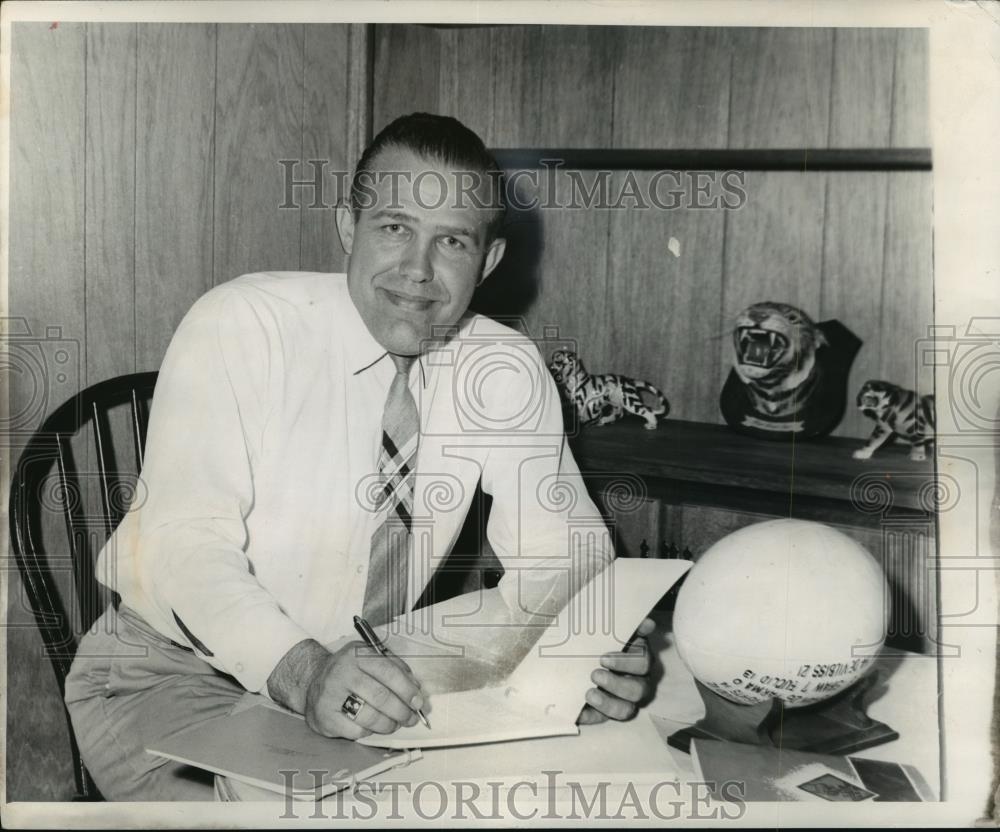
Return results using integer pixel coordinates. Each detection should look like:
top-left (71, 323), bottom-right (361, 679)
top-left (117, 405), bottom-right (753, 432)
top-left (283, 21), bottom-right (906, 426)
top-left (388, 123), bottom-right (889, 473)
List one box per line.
top-left (548, 350), bottom-right (669, 430)
top-left (853, 380), bottom-right (935, 461)
top-left (731, 301), bottom-right (828, 418)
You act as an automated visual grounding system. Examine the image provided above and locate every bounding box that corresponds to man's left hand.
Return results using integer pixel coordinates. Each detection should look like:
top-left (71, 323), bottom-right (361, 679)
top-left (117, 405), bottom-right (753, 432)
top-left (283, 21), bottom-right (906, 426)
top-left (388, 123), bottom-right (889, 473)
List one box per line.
top-left (578, 616), bottom-right (655, 725)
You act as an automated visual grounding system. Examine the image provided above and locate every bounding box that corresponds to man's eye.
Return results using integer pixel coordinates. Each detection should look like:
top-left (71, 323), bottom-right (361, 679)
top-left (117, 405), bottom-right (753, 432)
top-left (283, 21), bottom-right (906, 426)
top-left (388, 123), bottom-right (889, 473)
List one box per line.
top-left (383, 223), bottom-right (406, 234)
top-left (441, 236), bottom-right (465, 250)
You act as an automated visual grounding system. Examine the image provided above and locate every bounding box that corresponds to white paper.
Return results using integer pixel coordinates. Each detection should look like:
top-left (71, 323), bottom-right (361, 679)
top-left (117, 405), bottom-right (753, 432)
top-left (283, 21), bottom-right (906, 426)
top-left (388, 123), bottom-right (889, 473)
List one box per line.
top-left (361, 557), bottom-right (691, 748)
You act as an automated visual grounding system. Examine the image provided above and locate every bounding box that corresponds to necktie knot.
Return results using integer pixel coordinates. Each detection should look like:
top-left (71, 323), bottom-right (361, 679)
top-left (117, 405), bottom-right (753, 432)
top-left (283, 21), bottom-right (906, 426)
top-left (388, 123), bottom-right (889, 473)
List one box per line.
top-left (390, 353), bottom-right (416, 376)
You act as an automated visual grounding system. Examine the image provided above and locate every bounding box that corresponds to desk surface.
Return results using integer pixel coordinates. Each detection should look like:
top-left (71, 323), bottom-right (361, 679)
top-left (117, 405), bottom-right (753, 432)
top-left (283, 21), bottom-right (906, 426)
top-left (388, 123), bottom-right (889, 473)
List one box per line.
top-left (568, 419), bottom-right (936, 528)
top-left (223, 618), bottom-right (941, 809)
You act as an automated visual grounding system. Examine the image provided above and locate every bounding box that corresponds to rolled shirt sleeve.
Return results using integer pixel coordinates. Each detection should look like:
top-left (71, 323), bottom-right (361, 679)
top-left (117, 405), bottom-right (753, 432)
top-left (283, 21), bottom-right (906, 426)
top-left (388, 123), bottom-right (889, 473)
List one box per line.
top-left (128, 285), bottom-right (311, 692)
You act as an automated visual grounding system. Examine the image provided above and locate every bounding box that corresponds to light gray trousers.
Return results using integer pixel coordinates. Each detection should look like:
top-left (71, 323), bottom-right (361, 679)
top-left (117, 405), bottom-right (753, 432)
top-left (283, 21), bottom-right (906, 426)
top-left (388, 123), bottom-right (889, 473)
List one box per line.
top-left (64, 603), bottom-right (245, 800)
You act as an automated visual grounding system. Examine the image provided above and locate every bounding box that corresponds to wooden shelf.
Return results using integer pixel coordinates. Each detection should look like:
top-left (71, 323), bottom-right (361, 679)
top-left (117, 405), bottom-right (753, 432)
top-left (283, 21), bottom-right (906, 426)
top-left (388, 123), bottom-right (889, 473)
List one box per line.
top-left (490, 147), bottom-right (932, 172)
top-left (568, 419), bottom-right (936, 531)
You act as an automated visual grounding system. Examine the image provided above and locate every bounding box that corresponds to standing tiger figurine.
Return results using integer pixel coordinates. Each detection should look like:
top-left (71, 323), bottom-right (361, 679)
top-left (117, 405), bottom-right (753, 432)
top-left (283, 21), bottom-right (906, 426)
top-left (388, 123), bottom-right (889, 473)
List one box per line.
top-left (548, 350), bottom-right (669, 430)
top-left (853, 380), bottom-right (935, 461)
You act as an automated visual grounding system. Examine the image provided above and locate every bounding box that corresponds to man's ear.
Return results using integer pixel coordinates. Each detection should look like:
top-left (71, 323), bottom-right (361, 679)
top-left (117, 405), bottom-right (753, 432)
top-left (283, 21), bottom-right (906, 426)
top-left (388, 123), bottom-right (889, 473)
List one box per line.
top-left (478, 237), bottom-right (507, 285)
top-left (335, 203), bottom-right (356, 256)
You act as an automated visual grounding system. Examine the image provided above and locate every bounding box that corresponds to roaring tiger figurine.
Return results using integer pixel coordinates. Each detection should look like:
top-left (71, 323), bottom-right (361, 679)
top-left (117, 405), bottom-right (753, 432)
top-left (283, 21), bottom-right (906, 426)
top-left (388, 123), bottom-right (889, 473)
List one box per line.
top-left (854, 380), bottom-right (935, 461)
top-left (548, 350), bottom-right (669, 430)
top-left (720, 301), bottom-right (861, 439)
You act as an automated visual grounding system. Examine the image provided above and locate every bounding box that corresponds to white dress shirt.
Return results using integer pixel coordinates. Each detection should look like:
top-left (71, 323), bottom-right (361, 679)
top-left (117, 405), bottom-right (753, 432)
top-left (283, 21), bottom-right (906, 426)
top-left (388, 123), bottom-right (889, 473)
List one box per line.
top-left (99, 272), bottom-right (612, 693)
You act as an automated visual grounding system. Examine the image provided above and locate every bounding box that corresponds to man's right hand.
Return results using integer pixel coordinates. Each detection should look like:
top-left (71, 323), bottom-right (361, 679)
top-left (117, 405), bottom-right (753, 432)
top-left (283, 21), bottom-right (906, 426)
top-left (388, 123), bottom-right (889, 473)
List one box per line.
top-left (267, 638), bottom-right (424, 739)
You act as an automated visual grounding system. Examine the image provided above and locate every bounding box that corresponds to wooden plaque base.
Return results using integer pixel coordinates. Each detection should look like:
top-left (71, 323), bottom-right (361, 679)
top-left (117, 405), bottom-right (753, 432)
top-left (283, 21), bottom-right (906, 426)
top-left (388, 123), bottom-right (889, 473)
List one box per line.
top-left (667, 672), bottom-right (899, 755)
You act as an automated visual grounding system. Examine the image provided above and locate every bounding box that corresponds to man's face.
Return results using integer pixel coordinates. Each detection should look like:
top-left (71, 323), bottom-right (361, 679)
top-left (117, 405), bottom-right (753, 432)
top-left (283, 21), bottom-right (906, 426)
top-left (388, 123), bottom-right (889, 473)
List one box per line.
top-left (336, 146), bottom-right (506, 355)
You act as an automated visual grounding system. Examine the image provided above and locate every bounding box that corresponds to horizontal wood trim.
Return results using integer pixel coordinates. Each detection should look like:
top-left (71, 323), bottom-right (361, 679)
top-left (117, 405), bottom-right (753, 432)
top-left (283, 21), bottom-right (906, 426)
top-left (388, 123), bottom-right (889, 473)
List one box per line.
top-left (568, 419), bottom-right (936, 530)
top-left (491, 148), bottom-right (932, 171)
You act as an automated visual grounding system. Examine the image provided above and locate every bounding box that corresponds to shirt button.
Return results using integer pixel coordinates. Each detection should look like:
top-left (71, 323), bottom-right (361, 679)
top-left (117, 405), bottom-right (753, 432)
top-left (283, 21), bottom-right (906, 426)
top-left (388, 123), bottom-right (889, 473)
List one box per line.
top-left (235, 662), bottom-right (244, 673)
top-left (356, 566), bottom-right (364, 574)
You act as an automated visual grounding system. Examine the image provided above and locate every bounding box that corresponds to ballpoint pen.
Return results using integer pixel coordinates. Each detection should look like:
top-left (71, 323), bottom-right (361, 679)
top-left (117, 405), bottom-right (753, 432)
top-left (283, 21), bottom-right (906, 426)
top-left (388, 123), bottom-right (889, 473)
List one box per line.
top-left (353, 615), bottom-right (431, 730)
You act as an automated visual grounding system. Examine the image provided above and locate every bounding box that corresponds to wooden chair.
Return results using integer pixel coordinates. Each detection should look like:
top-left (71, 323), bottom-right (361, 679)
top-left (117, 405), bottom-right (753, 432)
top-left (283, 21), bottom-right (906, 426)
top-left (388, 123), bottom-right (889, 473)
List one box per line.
top-left (8, 372), bottom-right (158, 800)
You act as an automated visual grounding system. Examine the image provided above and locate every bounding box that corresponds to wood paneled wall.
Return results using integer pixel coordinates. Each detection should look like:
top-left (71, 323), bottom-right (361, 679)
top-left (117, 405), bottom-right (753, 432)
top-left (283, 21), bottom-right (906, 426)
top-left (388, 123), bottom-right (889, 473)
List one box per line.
top-left (379, 26), bottom-right (930, 147)
top-left (6, 21), bottom-right (368, 800)
top-left (11, 22), bottom-right (366, 385)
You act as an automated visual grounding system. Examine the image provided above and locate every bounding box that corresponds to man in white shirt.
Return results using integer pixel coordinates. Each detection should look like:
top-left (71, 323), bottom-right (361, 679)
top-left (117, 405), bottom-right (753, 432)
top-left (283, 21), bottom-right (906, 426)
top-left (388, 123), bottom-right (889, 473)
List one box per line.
top-left (64, 113), bottom-right (654, 800)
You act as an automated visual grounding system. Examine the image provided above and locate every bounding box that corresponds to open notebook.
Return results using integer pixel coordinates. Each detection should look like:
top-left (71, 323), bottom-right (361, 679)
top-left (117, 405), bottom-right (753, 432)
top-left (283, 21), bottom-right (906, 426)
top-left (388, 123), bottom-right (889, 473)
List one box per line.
top-left (359, 556), bottom-right (691, 749)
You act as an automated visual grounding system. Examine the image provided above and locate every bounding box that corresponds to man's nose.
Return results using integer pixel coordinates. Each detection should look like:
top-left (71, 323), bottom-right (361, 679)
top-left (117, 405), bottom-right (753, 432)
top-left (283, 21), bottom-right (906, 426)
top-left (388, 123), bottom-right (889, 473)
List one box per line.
top-left (399, 239), bottom-right (433, 283)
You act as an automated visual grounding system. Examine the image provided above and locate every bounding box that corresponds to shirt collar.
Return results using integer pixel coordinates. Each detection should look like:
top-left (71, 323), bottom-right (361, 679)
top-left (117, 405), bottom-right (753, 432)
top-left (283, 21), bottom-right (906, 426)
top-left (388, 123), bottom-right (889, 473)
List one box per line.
top-left (353, 350), bottom-right (429, 388)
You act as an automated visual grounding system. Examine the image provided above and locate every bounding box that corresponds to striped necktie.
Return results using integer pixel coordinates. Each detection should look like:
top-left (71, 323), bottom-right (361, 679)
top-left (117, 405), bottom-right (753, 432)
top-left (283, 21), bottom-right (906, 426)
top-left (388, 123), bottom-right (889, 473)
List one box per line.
top-left (363, 354), bottom-right (419, 626)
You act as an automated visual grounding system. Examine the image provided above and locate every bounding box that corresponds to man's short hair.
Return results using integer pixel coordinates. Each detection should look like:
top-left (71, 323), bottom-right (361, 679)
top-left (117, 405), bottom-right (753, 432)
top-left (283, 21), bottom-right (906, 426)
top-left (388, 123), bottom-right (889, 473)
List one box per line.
top-left (350, 112), bottom-right (507, 240)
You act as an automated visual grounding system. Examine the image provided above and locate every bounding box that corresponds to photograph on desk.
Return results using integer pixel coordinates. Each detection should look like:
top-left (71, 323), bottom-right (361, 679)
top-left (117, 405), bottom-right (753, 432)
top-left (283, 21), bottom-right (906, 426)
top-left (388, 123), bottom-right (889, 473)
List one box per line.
top-left (2, 1), bottom-right (996, 829)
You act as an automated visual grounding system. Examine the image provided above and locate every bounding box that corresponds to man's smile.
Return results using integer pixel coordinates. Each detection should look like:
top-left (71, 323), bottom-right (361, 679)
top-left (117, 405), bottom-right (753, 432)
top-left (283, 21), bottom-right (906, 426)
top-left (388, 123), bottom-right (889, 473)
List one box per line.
top-left (379, 287), bottom-right (439, 313)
